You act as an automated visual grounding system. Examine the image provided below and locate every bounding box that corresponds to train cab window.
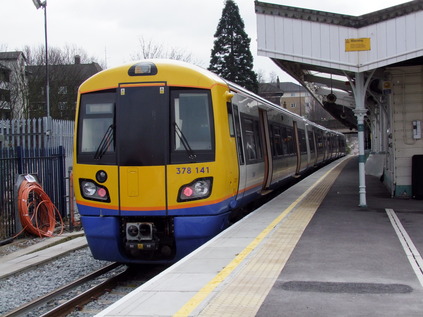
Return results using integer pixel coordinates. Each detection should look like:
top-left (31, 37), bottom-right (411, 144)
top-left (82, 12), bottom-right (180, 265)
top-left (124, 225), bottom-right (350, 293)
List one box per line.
top-left (171, 89), bottom-right (215, 163)
top-left (77, 91), bottom-right (116, 164)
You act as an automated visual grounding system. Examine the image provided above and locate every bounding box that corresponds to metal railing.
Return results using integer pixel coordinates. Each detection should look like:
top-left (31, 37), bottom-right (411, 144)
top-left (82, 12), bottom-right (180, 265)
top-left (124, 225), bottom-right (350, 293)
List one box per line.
top-left (0, 117), bottom-right (73, 241)
top-left (0, 146), bottom-right (66, 240)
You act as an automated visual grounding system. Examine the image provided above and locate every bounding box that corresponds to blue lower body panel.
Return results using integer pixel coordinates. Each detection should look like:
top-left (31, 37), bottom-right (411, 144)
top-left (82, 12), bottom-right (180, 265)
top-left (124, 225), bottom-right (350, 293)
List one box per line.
top-left (81, 216), bottom-right (127, 262)
top-left (81, 211), bottom-right (230, 264)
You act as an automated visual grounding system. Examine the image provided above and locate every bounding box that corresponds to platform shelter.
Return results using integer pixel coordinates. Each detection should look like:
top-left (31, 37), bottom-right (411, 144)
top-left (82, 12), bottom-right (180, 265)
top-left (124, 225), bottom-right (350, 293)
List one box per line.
top-left (255, 0), bottom-right (423, 204)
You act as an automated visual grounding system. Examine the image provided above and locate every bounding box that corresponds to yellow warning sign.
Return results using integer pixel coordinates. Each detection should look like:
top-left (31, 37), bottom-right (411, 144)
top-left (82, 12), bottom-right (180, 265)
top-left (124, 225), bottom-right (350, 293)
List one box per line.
top-left (345, 38), bottom-right (371, 52)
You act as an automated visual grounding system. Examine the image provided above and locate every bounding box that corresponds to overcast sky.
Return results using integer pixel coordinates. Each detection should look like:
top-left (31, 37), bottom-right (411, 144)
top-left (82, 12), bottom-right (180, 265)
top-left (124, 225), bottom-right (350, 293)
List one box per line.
top-left (2, 0), bottom-right (410, 82)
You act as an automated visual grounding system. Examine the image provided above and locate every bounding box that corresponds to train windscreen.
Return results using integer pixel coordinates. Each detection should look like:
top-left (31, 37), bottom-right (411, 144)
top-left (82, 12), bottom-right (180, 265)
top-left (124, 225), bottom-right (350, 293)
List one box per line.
top-left (170, 89), bottom-right (215, 163)
top-left (77, 87), bottom-right (214, 165)
top-left (77, 91), bottom-right (116, 164)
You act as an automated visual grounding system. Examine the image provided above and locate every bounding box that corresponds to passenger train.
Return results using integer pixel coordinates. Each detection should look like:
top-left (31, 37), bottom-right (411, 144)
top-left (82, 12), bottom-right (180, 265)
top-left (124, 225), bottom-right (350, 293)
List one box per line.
top-left (73, 60), bottom-right (346, 264)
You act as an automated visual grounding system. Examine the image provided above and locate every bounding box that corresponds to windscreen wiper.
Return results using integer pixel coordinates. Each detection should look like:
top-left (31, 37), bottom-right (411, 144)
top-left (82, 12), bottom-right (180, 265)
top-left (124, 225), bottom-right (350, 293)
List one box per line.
top-left (174, 122), bottom-right (197, 160)
top-left (94, 124), bottom-right (114, 160)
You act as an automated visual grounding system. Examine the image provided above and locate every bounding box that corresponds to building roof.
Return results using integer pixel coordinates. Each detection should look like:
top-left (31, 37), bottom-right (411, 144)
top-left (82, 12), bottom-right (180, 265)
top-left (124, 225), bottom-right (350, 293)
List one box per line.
top-left (280, 82), bottom-right (306, 93)
top-left (259, 82), bottom-right (306, 95)
top-left (26, 62), bottom-right (102, 80)
top-left (255, 0), bottom-right (423, 28)
top-left (0, 51), bottom-right (26, 61)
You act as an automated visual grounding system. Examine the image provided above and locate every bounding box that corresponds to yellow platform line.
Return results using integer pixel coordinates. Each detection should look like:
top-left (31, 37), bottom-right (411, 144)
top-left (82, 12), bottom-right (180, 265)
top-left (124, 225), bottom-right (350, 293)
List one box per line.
top-left (173, 157), bottom-right (350, 317)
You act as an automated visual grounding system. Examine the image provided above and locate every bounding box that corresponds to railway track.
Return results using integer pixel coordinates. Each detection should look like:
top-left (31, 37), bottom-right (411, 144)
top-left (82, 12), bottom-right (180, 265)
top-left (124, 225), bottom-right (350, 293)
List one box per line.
top-left (3, 263), bottom-right (124, 317)
top-left (3, 261), bottom-right (169, 317)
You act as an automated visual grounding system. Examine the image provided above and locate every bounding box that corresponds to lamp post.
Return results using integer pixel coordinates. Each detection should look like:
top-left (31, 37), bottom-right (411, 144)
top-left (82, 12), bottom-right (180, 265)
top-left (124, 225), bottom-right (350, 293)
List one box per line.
top-left (32, 0), bottom-right (50, 122)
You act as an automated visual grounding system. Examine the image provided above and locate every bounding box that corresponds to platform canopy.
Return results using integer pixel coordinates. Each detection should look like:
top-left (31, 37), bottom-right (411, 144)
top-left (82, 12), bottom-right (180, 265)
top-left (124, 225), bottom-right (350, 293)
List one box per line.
top-left (255, 0), bottom-right (423, 129)
top-left (255, 0), bottom-right (423, 206)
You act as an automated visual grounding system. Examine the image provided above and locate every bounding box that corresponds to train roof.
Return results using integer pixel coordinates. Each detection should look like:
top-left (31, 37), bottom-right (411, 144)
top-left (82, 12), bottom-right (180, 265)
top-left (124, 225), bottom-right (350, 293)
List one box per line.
top-left (79, 59), bottom-right (227, 94)
top-left (78, 59), bottom-right (344, 137)
top-left (225, 79), bottom-right (342, 135)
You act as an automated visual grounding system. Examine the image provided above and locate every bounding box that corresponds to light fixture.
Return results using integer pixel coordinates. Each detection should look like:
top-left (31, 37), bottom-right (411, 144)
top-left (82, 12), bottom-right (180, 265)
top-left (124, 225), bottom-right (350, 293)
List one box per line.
top-left (32, 0), bottom-right (45, 9)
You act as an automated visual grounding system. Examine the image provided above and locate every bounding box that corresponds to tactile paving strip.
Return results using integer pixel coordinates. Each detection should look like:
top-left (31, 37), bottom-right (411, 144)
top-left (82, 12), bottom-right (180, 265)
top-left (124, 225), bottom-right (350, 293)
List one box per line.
top-left (197, 159), bottom-right (349, 317)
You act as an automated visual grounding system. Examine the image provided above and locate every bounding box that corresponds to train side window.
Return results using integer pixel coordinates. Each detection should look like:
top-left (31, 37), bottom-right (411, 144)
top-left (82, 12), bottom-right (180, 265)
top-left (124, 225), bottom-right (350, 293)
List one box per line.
top-left (254, 120), bottom-right (263, 160)
top-left (308, 131), bottom-right (315, 153)
top-left (316, 132), bottom-right (323, 151)
top-left (271, 125), bottom-right (283, 157)
top-left (298, 129), bottom-right (307, 154)
top-left (244, 118), bottom-right (256, 161)
top-left (233, 104), bottom-right (245, 165)
top-left (284, 127), bottom-right (294, 155)
top-left (227, 102), bottom-right (235, 137)
top-left (241, 114), bottom-right (263, 164)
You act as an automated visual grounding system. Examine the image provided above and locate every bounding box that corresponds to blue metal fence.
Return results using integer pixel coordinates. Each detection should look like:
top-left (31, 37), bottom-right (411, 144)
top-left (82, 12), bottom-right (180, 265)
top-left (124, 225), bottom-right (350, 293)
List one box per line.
top-left (0, 118), bottom-right (73, 240)
top-left (0, 146), bottom-right (66, 240)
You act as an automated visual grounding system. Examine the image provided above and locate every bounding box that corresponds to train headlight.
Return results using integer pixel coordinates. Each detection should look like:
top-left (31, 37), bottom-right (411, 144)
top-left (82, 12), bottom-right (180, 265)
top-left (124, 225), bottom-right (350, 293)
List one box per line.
top-left (178, 177), bottom-right (213, 202)
top-left (194, 180), bottom-right (210, 196)
top-left (82, 181), bottom-right (96, 196)
top-left (128, 62), bottom-right (158, 76)
top-left (80, 179), bottom-right (110, 202)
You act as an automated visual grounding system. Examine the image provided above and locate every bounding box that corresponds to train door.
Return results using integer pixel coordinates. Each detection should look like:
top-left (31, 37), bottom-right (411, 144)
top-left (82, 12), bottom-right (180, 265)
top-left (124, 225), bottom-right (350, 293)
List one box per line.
top-left (116, 83), bottom-right (169, 215)
top-left (232, 103), bottom-right (247, 202)
top-left (304, 124), bottom-right (312, 168)
top-left (259, 109), bottom-right (273, 190)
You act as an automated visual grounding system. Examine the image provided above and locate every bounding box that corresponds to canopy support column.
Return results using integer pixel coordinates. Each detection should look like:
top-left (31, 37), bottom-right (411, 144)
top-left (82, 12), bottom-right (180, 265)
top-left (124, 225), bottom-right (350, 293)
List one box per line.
top-left (349, 71), bottom-right (375, 207)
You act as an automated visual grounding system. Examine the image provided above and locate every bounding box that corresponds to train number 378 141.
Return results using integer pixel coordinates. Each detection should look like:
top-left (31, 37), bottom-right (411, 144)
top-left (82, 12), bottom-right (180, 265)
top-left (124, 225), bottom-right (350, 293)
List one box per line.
top-left (176, 167), bottom-right (210, 175)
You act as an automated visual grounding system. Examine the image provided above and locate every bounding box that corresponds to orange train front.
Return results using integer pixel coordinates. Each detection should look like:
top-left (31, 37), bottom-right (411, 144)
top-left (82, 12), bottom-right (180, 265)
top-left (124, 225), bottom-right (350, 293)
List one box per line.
top-left (73, 60), bottom-right (345, 263)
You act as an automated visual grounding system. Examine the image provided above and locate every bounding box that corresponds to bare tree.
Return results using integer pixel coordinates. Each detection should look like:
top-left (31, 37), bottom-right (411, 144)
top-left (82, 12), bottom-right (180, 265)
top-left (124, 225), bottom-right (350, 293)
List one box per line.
top-left (269, 71), bottom-right (279, 83)
top-left (256, 69), bottom-right (266, 84)
top-left (131, 37), bottom-right (194, 63)
top-left (24, 44), bottom-right (103, 66)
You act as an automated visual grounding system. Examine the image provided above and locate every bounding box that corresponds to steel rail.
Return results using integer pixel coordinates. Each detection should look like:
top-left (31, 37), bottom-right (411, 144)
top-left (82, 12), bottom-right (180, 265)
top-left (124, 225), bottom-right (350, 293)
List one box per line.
top-left (40, 265), bottom-right (132, 317)
top-left (3, 262), bottom-right (122, 317)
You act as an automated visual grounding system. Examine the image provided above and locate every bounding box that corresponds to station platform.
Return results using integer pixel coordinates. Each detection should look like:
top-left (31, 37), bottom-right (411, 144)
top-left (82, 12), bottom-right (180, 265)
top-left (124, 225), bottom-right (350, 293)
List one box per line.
top-left (0, 232), bottom-right (86, 279)
top-left (96, 156), bottom-right (423, 317)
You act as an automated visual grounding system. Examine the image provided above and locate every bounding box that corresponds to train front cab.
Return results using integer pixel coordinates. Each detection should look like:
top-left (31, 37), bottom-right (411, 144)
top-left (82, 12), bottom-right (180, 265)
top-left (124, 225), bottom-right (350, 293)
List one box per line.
top-left (74, 65), bottom-right (238, 263)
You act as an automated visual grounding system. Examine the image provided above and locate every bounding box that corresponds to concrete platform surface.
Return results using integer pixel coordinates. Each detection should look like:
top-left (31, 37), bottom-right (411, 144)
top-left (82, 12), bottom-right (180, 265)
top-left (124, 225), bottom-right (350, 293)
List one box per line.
top-left (0, 232), bottom-right (86, 278)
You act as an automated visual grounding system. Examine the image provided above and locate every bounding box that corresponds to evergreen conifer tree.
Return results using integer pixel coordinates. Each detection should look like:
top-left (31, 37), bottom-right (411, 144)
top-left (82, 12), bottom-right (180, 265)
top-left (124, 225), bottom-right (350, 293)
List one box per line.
top-left (209, 0), bottom-right (258, 93)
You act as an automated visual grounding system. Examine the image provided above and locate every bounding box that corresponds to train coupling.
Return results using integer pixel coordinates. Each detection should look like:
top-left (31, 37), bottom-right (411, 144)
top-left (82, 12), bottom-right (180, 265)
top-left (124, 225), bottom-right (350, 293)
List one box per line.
top-left (125, 222), bottom-right (158, 253)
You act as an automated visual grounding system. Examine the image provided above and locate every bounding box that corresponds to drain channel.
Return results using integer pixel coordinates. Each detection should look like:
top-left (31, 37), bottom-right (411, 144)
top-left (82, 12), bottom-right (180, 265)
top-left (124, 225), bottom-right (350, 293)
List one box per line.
top-left (279, 281), bottom-right (413, 294)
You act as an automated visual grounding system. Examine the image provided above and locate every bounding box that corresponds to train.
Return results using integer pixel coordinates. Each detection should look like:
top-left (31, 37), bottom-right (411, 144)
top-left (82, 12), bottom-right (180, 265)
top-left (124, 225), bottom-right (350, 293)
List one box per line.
top-left (73, 60), bottom-right (346, 264)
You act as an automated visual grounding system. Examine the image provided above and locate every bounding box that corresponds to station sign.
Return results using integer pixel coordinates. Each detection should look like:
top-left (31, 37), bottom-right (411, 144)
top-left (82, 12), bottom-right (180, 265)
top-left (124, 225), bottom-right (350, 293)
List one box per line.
top-left (345, 38), bottom-right (371, 52)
